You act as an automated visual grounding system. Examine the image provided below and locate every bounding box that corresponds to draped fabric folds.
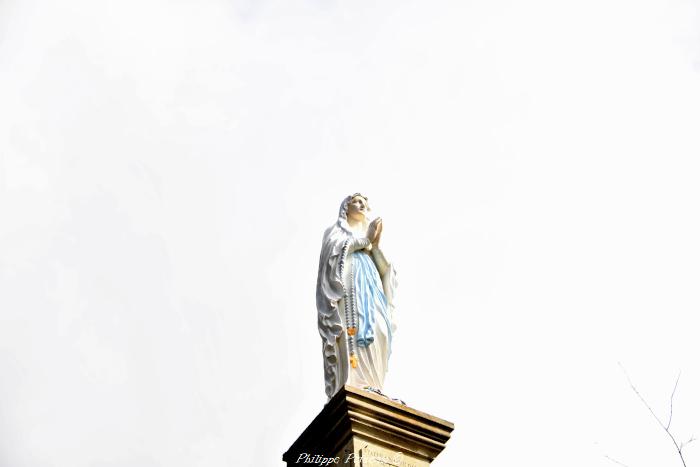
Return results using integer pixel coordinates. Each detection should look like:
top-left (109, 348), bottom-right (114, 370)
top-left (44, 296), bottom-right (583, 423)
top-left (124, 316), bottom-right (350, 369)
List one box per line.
top-left (316, 197), bottom-right (397, 400)
top-left (352, 251), bottom-right (391, 349)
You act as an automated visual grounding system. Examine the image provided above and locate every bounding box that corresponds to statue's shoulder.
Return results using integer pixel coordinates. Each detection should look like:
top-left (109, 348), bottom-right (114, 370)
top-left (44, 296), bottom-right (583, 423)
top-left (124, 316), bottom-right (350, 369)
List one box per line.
top-left (321, 224), bottom-right (344, 244)
top-left (320, 225), bottom-right (348, 259)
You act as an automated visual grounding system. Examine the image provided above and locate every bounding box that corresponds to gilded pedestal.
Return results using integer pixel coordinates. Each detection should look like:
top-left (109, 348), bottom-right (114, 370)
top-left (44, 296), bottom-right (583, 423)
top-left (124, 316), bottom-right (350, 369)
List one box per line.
top-left (283, 386), bottom-right (454, 466)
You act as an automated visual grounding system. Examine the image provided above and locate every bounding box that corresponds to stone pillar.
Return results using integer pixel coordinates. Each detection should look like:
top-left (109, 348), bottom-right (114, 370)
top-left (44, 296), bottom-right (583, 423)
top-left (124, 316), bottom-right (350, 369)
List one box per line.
top-left (283, 385), bottom-right (454, 466)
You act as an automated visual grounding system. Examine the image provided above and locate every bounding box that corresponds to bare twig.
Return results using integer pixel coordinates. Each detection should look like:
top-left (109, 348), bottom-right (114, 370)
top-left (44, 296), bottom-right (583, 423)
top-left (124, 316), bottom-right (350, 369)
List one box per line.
top-left (679, 436), bottom-right (696, 452)
top-left (667, 371), bottom-right (681, 430)
top-left (618, 363), bottom-right (689, 467)
top-left (604, 454), bottom-right (630, 467)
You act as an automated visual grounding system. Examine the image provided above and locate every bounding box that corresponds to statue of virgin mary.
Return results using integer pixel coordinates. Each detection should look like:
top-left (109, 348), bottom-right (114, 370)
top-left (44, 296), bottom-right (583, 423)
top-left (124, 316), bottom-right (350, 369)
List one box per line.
top-left (316, 194), bottom-right (398, 400)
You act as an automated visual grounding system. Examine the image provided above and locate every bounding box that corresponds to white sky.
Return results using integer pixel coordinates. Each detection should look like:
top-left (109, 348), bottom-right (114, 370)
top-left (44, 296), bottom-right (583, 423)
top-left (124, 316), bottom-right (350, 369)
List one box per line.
top-left (1, 1), bottom-right (700, 466)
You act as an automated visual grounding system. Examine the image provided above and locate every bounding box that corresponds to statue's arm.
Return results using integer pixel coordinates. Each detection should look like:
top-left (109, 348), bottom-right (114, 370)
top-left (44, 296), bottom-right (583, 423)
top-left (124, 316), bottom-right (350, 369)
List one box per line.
top-left (371, 247), bottom-right (391, 277)
top-left (346, 237), bottom-right (371, 253)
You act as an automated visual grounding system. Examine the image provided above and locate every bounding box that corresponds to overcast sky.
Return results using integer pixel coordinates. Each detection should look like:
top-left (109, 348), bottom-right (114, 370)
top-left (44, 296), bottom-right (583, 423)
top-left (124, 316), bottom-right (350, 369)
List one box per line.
top-left (1, 1), bottom-right (700, 466)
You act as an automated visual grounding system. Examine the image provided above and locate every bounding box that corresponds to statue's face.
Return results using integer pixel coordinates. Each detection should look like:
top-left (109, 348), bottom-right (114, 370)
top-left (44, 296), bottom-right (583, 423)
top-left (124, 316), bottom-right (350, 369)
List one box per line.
top-left (347, 195), bottom-right (368, 221)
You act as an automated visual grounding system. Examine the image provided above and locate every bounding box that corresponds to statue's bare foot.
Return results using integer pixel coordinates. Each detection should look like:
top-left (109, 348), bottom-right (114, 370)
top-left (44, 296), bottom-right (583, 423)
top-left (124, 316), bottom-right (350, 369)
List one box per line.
top-left (362, 386), bottom-right (406, 406)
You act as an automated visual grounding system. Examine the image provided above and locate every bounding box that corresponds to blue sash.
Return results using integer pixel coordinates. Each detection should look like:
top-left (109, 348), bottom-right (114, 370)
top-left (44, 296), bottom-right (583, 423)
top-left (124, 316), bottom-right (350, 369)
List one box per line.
top-left (351, 252), bottom-right (392, 352)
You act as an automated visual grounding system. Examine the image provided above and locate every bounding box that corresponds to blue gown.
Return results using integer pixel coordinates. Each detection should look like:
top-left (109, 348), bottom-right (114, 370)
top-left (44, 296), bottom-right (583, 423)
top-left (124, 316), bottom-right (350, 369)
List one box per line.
top-left (337, 249), bottom-right (393, 390)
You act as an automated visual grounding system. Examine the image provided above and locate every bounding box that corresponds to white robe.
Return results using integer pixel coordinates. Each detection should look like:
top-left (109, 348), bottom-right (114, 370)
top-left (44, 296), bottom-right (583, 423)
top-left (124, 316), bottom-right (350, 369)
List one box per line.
top-left (316, 225), bottom-right (397, 400)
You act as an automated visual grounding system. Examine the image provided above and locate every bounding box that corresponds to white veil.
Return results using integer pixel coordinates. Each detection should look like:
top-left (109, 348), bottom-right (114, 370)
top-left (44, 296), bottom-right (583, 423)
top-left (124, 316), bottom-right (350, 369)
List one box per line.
top-left (315, 195), bottom-right (356, 399)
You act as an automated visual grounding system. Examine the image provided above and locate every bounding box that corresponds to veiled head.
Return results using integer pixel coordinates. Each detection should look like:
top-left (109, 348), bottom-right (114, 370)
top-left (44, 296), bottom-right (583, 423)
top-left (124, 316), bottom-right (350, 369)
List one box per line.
top-left (338, 193), bottom-right (370, 232)
top-left (347, 194), bottom-right (369, 222)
